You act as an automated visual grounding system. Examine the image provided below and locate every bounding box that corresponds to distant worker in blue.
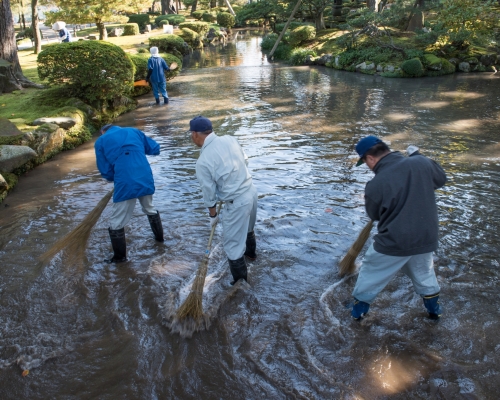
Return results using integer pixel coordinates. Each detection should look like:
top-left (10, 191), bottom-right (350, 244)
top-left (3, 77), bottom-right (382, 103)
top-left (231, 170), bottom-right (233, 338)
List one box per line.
top-left (58, 26), bottom-right (71, 42)
top-left (146, 46), bottom-right (170, 105)
top-left (94, 124), bottom-right (164, 263)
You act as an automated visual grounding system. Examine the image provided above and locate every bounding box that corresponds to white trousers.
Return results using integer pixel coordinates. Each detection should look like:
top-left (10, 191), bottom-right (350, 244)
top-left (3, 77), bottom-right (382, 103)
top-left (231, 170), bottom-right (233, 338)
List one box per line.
top-left (222, 186), bottom-right (258, 260)
top-left (110, 195), bottom-right (157, 230)
top-left (352, 244), bottom-right (440, 304)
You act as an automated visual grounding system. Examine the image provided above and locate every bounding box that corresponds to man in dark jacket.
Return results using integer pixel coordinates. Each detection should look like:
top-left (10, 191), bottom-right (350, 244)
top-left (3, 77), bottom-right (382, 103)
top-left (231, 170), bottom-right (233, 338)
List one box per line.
top-left (351, 136), bottom-right (447, 320)
top-left (94, 124), bottom-right (164, 263)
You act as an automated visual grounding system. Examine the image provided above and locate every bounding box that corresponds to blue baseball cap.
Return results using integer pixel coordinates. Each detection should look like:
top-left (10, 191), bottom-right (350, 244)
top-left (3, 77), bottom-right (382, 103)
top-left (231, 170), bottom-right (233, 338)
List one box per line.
top-left (355, 136), bottom-right (382, 166)
top-left (189, 116), bottom-right (213, 132)
top-left (99, 124), bottom-right (113, 135)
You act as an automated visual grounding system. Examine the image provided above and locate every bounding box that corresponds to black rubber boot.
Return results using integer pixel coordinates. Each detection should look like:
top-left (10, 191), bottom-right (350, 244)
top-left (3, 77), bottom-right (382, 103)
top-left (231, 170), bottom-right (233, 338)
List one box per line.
top-left (244, 231), bottom-right (256, 260)
top-left (163, 96), bottom-right (169, 104)
top-left (228, 256), bottom-right (248, 285)
top-left (147, 211), bottom-right (164, 242)
top-left (155, 98), bottom-right (160, 105)
top-left (105, 228), bottom-right (127, 263)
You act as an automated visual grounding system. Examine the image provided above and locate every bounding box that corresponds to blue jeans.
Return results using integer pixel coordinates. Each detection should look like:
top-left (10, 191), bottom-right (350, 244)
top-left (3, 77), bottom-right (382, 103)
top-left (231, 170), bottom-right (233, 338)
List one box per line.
top-left (151, 80), bottom-right (168, 99)
top-left (352, 244), bottom-right (440, 304)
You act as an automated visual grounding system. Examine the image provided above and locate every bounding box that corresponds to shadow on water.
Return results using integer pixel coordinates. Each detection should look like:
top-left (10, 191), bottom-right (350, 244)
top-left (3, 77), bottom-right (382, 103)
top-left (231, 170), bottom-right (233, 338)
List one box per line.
top-left (1, 29), bottom-right (500, 398)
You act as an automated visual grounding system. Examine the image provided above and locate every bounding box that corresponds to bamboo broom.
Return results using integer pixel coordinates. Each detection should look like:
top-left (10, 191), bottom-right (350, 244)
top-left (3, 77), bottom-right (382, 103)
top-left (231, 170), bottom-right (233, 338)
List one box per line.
top-left (176, 201), bottom-right (223, 321)
top-left (338, 219), bottom-right (373, 277)
top-left (39, 189), bottom-right (114, 265)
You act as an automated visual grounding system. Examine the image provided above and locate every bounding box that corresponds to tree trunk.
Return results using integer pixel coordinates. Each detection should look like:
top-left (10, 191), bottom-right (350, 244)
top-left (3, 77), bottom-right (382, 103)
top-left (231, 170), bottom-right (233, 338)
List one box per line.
top-left (315, 12), bottom-right (325, 31)
top-left (191, 0), bottom-right (198, 13)
top-left (96, 22), bottom-right (108, 40)
top-left (31, 0), bottom-right (42, 54)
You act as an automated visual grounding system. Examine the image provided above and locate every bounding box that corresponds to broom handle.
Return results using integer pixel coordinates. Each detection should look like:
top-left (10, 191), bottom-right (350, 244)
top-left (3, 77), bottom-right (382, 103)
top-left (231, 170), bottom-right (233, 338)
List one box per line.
top-left (205, 201), bottom-right (223, 254)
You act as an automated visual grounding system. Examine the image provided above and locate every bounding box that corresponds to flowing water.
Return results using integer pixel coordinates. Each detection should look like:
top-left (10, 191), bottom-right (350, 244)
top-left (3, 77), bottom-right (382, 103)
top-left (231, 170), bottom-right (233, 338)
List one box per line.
top-left (1, 30), bottom-right (500, 399)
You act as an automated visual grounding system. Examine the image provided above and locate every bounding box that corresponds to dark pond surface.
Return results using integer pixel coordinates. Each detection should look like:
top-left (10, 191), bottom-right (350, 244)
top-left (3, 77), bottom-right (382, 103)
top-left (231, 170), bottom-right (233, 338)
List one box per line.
top-left (1, 29), bottom-right (500, 399)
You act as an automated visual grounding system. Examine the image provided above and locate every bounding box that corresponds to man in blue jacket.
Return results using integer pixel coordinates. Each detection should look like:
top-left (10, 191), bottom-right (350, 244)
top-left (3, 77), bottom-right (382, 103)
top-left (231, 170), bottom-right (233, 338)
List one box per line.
top-left (350, 136), bottom-right (447, 320)
top-left (58, 27), bottom-right (71, 42)
top-left (94, 124), bottom-right (164, 263)
top-left (146, 46), bottom-right (170, 105)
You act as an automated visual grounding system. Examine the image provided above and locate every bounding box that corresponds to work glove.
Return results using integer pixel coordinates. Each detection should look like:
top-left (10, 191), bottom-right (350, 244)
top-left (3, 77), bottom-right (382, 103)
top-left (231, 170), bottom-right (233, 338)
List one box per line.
top-left (406, 145), bottom-right (420, 156)
top-left (210, 213), bottom-right (219, 228)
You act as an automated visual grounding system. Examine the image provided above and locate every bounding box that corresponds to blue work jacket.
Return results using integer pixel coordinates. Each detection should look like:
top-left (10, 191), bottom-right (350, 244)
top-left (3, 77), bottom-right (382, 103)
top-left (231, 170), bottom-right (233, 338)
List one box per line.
top-left (147, 56), bottom-right (169, 83)
top-left (94, 126), bottom-right (160, 202)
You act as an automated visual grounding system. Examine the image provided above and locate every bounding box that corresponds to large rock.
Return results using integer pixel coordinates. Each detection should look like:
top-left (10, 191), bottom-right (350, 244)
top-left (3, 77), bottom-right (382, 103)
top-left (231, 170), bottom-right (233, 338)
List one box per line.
top-left (480, 54), bottom-right (497, 67)
top-left (458, 62), bottom-right (470, 72)
top-left (23, 123), bottom-right (65, 163)
top-left (0, 117), bottom-right (24, 144)
top-left (407, 11), bottom-right (424, 32)
top-left (0, 145), bottom-right (37, 173)
top-left (316, 54), bottom-right (333, 66)
top-left (32, 117), bottom-right (77, 129)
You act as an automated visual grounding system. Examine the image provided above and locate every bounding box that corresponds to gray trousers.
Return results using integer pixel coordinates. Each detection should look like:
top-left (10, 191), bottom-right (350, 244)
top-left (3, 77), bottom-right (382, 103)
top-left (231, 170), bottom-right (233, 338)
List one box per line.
top-left (110, 195), bottom-right (157, 230)
top-left (222, 186), bottom-right (258, 260)
top-left (352, 244), bottom-right (440, 304)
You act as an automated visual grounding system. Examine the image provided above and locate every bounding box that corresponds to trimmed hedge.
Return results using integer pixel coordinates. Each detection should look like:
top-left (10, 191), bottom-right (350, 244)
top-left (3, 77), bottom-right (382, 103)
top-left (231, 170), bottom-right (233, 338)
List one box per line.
top-left (289, 25), bottom-right (316, 47)
top-left (192, 10), bottom-right (204, 20)
top-left (217, 12), bottom-right (235, 29)
top-left (37, 41), bottom-right (134, 108)
top-left (178, 28), bottom-right (202, 49)
top-left (202, 13), bottom-right (216, 23)
top-left (127, 14), bottom-right (150, 31)
top-left (155, 14), bottom-right (187, 26)
top-left (178, 21), bottom-right (210, 35)
top-left (123, 23), bottom-right (140, 36)
top-left (149, 34), bottom-right (191, 57)
top-left (401, 58), bottom-right (425, 77)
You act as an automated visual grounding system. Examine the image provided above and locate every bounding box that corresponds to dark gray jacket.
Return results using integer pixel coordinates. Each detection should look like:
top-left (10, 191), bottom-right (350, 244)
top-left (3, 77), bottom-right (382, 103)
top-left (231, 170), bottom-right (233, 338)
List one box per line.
top-left (365, 151), bottom-right (447, 256)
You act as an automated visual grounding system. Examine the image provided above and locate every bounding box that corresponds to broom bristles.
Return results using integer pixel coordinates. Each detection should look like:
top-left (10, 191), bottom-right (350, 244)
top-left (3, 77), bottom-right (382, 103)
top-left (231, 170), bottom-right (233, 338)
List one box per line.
top-left (338, 220), bottom-right (373, 276)
top-left (175, 202), bottom-right (222, 321)
top-left (39, 189), bottom-right (114, 265)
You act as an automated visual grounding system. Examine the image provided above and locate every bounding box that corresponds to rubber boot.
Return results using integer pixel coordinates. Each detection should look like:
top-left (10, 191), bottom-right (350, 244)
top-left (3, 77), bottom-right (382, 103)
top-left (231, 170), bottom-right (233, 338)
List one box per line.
top-left (147, 211), bottom-right (164, 242)
top-left (351, 298), bottom-right (370, 320)
top-left (228, 256), bottom-right (247, 285)
top-left (423, 293), bottom-right (442, 320)
top-left (163, 96), bottom-right (169, 104)
top-left (244, 231), bottom-right (257, 260)
top-left (155, 98), bottom-right (160, 105)
top-left (105, 228), bottom-right (127, 263)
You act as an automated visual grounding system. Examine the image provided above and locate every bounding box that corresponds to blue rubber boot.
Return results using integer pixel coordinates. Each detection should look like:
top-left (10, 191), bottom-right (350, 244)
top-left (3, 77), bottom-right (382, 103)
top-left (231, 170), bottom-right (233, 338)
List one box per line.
top-left (351, 298), bottom-right (370, 320)
top-left (423, 293), bottom-right (442, 320)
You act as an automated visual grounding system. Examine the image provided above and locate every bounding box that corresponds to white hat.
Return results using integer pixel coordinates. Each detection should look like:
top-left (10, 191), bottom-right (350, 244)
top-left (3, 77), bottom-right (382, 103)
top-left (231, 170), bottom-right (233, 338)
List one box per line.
top-left (150, 47), bottom-right (160, 57)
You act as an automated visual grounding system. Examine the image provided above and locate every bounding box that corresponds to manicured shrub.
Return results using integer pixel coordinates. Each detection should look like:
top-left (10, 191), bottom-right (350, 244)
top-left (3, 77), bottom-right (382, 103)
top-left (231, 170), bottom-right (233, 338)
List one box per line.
top-left (179, 21), bottom-right (210, 36)
top-left (288, 25), bottom-right (316, 47)
top-left (178, 28), bottom-right (202, 49)
top-left (127, 14), bottom-right (150, 31)
top-left (289, 48), bottom-right (317, 65)
top-left (273, 43), bottom-right (293, 61)
top-left (155, 14), bottom-right (185, 26)
top-left (137, 48), bottom-right (148, 53)
top-left (401, 58), bottom-right (425, 77)
top-left (192, 10), bottom-right (204, 20)
top-left (217, 12), bottom-right (235, 29)
top-left (154, 16), bottom-right (170, 27)
top-left (261, 33), bottom-right (278, 50)
top-left (274, 22), bottom-right (310, 34)
top-left (37, 41), bottom-right (134, 108)
top-left (202, 12), bottom-right (216, 23)
top-left (149, 34), bottom-right (191, 57)
top-left (123, 23), bottom-right (140, 36)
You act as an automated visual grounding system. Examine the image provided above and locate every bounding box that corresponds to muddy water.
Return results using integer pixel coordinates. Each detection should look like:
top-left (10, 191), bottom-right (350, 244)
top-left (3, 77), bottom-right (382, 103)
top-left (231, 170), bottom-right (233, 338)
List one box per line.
top-left (1, 30), bottom-right (500, 399)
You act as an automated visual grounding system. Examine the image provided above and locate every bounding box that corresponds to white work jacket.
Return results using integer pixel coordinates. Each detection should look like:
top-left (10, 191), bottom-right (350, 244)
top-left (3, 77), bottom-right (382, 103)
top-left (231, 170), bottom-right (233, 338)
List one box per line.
top-left (196, 132), bottom-right (253, 208)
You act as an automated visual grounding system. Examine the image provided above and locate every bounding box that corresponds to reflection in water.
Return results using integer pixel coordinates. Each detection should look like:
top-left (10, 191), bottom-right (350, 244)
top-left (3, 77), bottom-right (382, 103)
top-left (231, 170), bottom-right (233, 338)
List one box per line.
top-left (1, 29), bottom-right (500, 399)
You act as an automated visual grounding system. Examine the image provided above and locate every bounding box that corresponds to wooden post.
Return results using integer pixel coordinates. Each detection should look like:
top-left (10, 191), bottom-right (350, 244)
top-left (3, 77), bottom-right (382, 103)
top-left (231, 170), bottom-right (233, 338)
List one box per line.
top-left (224, 0), bottom-right (236, 16)
top-left (268, 0), bottom-right (302, 59)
